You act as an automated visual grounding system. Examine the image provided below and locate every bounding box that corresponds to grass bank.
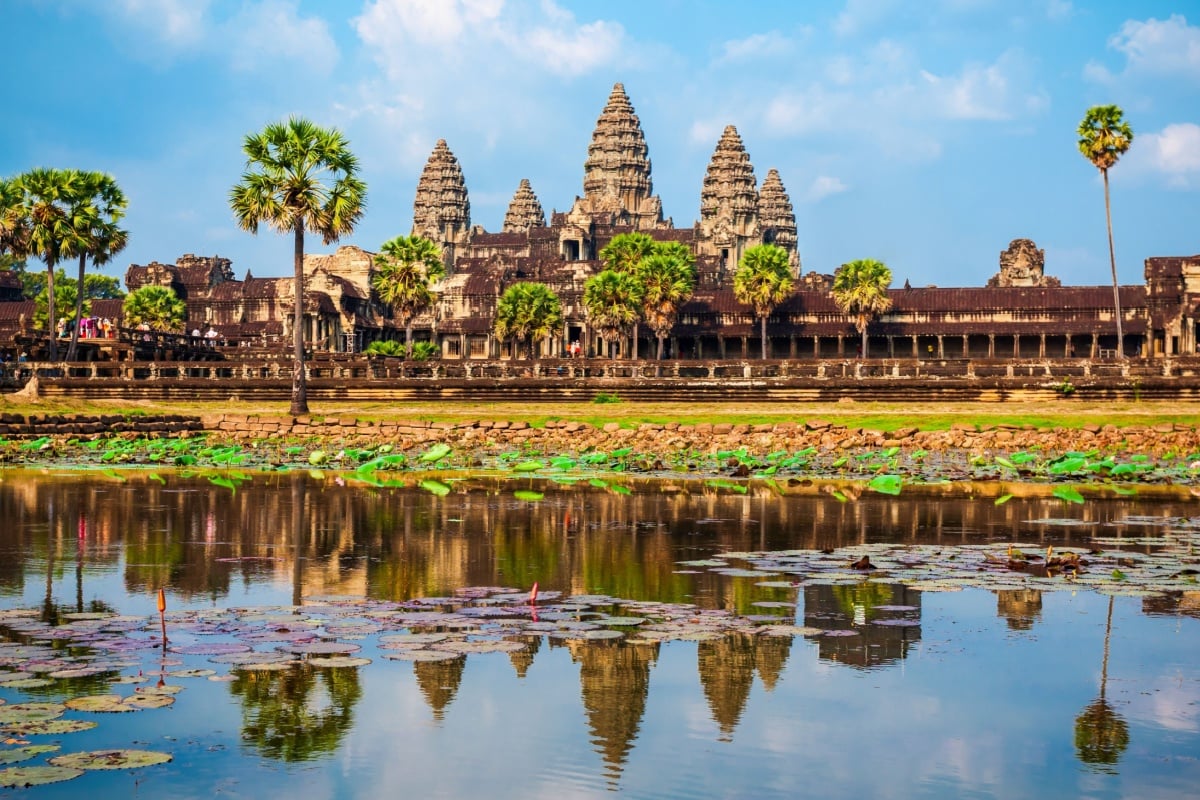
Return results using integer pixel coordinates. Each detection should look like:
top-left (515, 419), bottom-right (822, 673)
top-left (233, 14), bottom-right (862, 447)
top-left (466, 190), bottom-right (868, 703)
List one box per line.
top-left (3, 395), bottom-right (1199, 431)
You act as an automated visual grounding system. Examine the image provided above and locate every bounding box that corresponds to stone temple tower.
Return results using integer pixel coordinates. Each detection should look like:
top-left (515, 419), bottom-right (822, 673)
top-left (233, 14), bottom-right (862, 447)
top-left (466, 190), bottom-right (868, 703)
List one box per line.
top-left (412, 139), bottom-right (471, 267)
top-left (758, 168), bottom-right (799, 271)
top-left (697, 125), bottom-right (760, 270)
top-left (502, 179), bottom-right (546, 233)
top-left (566, 83), bottom-right (665, 230)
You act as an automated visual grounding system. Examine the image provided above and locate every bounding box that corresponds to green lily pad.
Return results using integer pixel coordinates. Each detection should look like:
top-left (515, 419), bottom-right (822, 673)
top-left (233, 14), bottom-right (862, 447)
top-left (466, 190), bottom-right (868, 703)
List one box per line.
top-left (307, 656), bottom-right (372, 668)
top-left (0, 765), bottom-right (85, 788)
top-left (0, 703), bottom-right (65, 724)
top-left (513, 490), bottom-right (544, 502)
top-left (64, 695), bottom-right (139, 713)
top-left (419, 443), bottom-right (452, 462)
top-left (48, 749), bottom-right (173, 771)
top-left (0, 719), bottom-right (98, 736)
top-left (0, 745), bottom-right (60, 765)
top-left (419, 479), bottom-right (451, 497)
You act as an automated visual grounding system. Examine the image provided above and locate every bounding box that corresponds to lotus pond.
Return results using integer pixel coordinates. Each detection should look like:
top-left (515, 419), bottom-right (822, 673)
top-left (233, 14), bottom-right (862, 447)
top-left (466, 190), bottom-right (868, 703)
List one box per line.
top-left (0, 468), bottom-right (1197, 798)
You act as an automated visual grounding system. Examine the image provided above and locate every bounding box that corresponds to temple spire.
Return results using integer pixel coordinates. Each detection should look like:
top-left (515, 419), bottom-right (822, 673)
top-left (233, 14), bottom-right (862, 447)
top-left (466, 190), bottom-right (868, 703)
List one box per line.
top-left (502, 179), bottom-right (546, 233)
top-left (412, 139), bottom-right (471, 261)
top-left (758, 168), bottom-right (799, 270)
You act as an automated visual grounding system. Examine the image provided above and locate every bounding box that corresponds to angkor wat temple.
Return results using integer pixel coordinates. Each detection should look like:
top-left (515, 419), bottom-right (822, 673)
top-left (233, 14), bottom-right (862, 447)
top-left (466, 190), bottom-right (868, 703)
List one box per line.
top-left (4, 83), bottom-right (1197, 361)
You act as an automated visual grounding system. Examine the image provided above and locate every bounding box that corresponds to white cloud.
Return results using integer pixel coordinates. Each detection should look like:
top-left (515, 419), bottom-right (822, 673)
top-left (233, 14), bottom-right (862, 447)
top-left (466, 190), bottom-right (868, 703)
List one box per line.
top-left (920, 50), bottom-right (1047, 121)
top-left (353, 0), bottom-right (623, 80)
top-left (718, 32), bottom-right (795, 63)
top-left (226, 0), bottom-right (338, 74)
top-left (111, 0), bottom-right (211, 47)
top-left (1046, 0), bottom-right (1073, 21)
top-left (688, 119), bottom-right (727, 147)
top-left (833, 0), bottom-right (898, 37)
top-left (1131, 123), bottom-right (1200, 188)
top-left (1109, 14), bottom-right (1200, 79)
top-left (807, 175), bottom-right (848, 201)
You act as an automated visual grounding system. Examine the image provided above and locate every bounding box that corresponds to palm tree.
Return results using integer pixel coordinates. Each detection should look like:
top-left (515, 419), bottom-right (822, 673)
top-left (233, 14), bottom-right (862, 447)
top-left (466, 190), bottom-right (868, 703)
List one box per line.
top-left (832, 258), bottom-right (893, 358)
top-left (583, 270), bottom-right (643, 359)
top-left (35, 274), bottom-right (87, 332)
top-left (1078, 105), bottom-right (1134, 359)
top-left (122, 285), bottom-right (186, 331)
top-left (637, 252), bottom-right (696, 360)
top-left (600, 232), bottom-right (655, 359)
top-left (0, 177), bottom-right (29, 258)
top-left (371, 235), bottom-right (444, 355)
top-left (8, 168), bottom-right (84, 360)
top-left (230, 118), bottom-right (367, 415)
top-left (733, 244), bottom-right (794, 359)
top-left (62, 172), bottom-right (128, 361)
top-left (493, 282), bottom-right (563, 359)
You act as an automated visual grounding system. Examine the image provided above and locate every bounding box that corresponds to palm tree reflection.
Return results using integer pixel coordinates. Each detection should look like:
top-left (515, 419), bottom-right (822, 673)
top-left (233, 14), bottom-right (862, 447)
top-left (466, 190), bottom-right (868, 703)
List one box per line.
top-left (1074, 596), bottom-right (1129, 773)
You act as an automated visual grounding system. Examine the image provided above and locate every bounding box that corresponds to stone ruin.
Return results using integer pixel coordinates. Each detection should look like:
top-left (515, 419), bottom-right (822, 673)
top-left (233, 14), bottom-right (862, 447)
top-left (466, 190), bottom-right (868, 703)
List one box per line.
top-left (988, 239), bottom-right (1060, 288)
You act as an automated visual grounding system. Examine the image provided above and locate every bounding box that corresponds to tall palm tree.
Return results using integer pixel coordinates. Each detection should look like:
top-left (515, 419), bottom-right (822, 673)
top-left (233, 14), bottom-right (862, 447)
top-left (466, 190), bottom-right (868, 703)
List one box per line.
top-left (733, 244), bottom-right (794, 359)
top-left (1074, 596), bottom-right (1129, 772)
top-left (63, 172), bottom-right (128, 361)
top-left (8, 168), bottom-right (84, 360)
top-left (371, 235), bottom-right (444, 355)
top-left (600, 232), bottom-right (655, 360)
top-left (493, 282), bottom-right (563, 359)
top-left (230, 118), bottom-right (367, 414)
top-left (1078, 105), bottom-right (1134, 359)
top-left (583, 270), bottom-right (643, 359)
top-left (0, 177), bottom-right (29, 258)
top-left (637, 252), bottom-right (696, 360)
top-left (122, 285), bottom-right (186, 331)
top-left (832, 258), bottom-right (893, 358)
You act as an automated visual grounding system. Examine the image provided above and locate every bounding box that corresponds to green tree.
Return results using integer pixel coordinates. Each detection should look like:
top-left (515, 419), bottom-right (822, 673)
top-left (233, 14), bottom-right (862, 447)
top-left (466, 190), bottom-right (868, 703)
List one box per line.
top-left (1078, 105), bottom-right (1134, 359)
top-left (6, 168), bottom-right (87, 360)
top-left (600, 233), bottom-right (656, 359)
top-left (0, 177), bottom-right (29, 258)
top-left (733, 244), bottom-right (794, 359)
top-left (583, 270), bottom-right (643, 359)
top-left (832, 258), bottom-right (893, 358)
top-left (637, 251), bottom-right (696, 360)
top-left (371, 235), bottom-right (444, 354)
top-left (35, 276), bottom-right (86, 331)
top-left (122, 285), bottom-right (186, 332)
top-left (83, 274), bottom-right (125, 300)
top-left (230, 117), bottom-right (367, 414)
top-left (493, 281), bottom-right (563, 359)
top-left (230, 665), bottom-right (362, 762)
top-left (62, 172), bottom-right (128, 361)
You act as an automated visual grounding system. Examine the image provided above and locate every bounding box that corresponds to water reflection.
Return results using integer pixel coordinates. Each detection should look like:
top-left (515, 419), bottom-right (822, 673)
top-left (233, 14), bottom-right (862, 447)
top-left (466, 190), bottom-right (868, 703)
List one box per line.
top-left (0, 471), bottom-right (1196, 798)
top-left (230, 665), bottom-right (362, 762)
top-left (1074, 596), bottom-right (1129, 773)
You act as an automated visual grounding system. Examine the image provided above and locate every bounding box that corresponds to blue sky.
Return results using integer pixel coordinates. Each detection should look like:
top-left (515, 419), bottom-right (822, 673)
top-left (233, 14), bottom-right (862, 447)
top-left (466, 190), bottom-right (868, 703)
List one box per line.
top-left (3, 0), bottom-right (1198, 289)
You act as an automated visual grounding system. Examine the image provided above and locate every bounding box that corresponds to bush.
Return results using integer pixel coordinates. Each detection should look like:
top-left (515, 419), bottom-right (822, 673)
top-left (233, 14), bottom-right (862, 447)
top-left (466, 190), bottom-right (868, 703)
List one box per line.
top-left (363, 340), bottom-right (405, 357)
top-left (593, 391), bottom-right (621, 404)
top-left (362, 340), bottom-right (441, 360)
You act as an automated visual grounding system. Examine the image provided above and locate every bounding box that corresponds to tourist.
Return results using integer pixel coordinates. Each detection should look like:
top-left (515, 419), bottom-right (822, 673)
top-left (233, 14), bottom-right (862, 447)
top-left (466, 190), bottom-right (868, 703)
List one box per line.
top-left (205, 327), bottom-right (219, 346)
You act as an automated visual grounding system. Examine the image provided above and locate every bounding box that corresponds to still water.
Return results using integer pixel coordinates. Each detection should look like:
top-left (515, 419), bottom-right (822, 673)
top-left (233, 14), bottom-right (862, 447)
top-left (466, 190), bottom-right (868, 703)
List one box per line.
top-left (0, 470), bottom-right (1197, 798)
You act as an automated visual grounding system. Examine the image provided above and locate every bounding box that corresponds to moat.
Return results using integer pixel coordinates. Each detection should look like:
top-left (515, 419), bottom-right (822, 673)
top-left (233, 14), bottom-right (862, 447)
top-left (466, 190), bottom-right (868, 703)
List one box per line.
top-left (0, 470), bottom-right (1196, 798)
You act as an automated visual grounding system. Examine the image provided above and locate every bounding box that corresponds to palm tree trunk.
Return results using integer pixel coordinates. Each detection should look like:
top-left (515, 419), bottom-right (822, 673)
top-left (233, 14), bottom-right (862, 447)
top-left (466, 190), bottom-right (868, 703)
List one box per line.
top-left (632, 322), bottom-right (639, 360)
top-left (1103, 169), bottom-right (1125, 359)
top-left (1100, 595), bottom-right (1113, 700)
top-left (862, 326), bottom-right (868, 359)
top-left (67, 253), bottom-right (86, 361)
top-left (405, 322), bottom-right (413, 359)
top-left (656, 332), bottom-right (664, 361)
top-left (760, 314), bottom-right (768, 359)
top-left (291, 223), bottom-right (308, 415)
top-left (46, 266), bottom-right (57, 361)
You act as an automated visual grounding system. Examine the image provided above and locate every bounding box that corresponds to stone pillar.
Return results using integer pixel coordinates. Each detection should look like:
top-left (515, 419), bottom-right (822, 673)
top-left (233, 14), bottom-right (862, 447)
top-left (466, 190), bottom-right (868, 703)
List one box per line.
top-left (1038, 334), bottom-right (1045, 358)
top-left (789, 335), bottom-right (796, 359)
top-left (837, 336), bottom-right (845, 357)
top-left (812, 336), bottom-right (819, 358)
top-left (937, 335), bottom-right (945, 359)
top-left (988, 334), bottom-right (995, 358)
top-left (719, 337), bottom-right (727, 359)
top-left (912, 336), bottom-right (919, 358)
top-left (962, 335), bottom-right (968, 357)
top-left (1091, 333), bottom-right (1099, 358)
top-left (1013, 335), bottom-right (1020, 358)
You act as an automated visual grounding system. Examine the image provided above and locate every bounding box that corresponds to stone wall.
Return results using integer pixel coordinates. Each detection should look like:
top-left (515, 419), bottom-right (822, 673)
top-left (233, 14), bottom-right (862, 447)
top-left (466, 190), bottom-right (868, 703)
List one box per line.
top-left (0, 413), bottom-right (203, 438)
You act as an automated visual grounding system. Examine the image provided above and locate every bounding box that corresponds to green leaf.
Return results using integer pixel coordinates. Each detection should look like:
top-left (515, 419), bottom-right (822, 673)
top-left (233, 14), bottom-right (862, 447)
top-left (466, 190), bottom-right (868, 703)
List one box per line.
top-left (868, 474), bottom-right (902, 496)
top-left (1052, 485), bottom-right (1085, 504)
top-left (513, 490), bottom-right (544, 502)
top-left (419, 443), bottom-right (452, 463)
top-left (588, 478), bottom-right (609, 488)
top-left (994, 494), bottom-right (1013, 505)
top-left (512, 460), bottom-right (545, 472)
top-left (419, 479), bottom-right (450, 497)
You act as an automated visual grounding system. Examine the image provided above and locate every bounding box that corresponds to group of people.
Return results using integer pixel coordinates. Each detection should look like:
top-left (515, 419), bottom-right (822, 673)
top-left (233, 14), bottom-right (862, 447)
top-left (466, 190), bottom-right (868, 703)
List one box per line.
top-left (56, 317), bottom-right (115, 339)
top-left (191, 326), bottom-right (222, 347)
top-left (566, 341), bottom-right (582, 358)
